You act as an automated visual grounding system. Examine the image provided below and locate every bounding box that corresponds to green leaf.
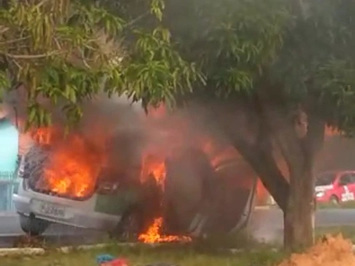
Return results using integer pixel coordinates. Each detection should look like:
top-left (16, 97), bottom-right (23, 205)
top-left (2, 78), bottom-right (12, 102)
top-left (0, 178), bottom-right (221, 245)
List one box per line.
top-left (150, 0), bottom-right (165, 21)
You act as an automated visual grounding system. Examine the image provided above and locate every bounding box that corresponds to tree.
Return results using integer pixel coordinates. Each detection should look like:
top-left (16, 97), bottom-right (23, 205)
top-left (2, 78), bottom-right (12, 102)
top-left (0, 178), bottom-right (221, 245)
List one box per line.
top-left (0, 0), bottom-right (199, 128)
top-left (265, 0), bottom-right (355, 248)
top-left (160, 0), bottom-right (305, 248)
top-left (3, 0), bottom-right (355, 250)
top-left (158, 0), bottom-right (355, 249)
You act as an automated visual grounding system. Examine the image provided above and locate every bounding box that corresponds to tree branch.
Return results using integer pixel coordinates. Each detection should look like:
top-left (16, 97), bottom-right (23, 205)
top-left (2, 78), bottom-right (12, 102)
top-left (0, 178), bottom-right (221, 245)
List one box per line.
top-left (0, 36), bottom-right (30, 45)
top-left (124, 11), bottom-right (150, 28)
top-left (0, 26), bottom-right (9, 34)
top-left (233, 136), bottom-right (290, 211)
top-left (4, 51), bottom-right (61, 59)
top-left (206, 99), bottom-right (290, 210)
top-left (254, 80), bottom-right (308, 178)
top-left (303, 114), bottom-right (325, 168)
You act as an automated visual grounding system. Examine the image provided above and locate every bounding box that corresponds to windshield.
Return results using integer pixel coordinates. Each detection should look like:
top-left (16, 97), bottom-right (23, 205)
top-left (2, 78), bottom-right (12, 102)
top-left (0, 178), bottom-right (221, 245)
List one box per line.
top-left (315, 173), bottom-right (336, 186)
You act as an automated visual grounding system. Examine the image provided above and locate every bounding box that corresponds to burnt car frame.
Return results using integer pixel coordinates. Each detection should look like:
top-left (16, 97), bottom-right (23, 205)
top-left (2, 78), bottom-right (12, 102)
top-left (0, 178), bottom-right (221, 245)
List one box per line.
top-left (13, 143), bottom-right (257, 239)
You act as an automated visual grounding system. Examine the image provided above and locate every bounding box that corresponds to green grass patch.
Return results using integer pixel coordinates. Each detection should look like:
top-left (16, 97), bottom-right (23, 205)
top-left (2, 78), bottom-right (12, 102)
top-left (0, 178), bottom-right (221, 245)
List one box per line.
top-left (1, 244), bottom-right (286, 266)
top-left (316, 226), bottom-right (355, 242)
top-left (4, 226), bottom-right (355, 266)
top-left (317, 201), bottom-right (355, 209)
top-left (195, 229), bottom-right (278, 250)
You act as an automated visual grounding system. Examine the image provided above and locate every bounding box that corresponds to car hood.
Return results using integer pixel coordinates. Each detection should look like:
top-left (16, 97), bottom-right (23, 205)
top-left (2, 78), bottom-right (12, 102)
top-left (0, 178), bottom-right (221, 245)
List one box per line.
top-left (315, 185), bottom-right (333, 192)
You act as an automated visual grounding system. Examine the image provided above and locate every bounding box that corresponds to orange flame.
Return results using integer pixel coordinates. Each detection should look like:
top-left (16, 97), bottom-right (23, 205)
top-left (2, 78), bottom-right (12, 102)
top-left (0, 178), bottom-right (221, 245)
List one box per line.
top-left (140, 155), bottom-right (166, 190)
top-left (138, 217), bottom-right (192, 244)
top-left (31, 127), bottom-right (53, 145)
top-left (325, 126), bottom-right (341, 137)
top-left (138, 154), bottom-right (192, 243)
top-left (201, 137), bottom-right (241, 168)
top-left (33, 131), bottom-right (104, 199)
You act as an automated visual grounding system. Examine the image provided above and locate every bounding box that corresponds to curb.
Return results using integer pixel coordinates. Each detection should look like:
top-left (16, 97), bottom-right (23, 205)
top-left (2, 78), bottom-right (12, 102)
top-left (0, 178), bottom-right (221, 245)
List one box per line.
top-left (0, 212), bottom-right (18, 217)
top-left (224, 247), bottom-right (280, 254)
top-left (0, 243), bottom-right (111, 257)
top-left (254, 206), bottom-right (271, 210)
top-left (57, 243), bottom-right (112, 254)
top-left (0, 248), bottom-right (45, 257)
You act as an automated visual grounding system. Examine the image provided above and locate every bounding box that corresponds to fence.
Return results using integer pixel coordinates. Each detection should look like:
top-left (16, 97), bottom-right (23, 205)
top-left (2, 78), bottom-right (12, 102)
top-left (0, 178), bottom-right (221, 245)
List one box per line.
top-left (0, 171), bottom-right (19, 211)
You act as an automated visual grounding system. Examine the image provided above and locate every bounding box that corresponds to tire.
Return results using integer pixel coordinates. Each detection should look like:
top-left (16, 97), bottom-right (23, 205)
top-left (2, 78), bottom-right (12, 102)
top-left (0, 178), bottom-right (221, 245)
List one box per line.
top-left (19, 214), bottom-right (50, 236)
top-left (330, 195), bottom-right (340, 205)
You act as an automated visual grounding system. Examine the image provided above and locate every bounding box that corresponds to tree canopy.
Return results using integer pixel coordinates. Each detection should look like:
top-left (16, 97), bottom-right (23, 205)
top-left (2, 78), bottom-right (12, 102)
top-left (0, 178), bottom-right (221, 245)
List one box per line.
top-left (0, 0), bottom-right (199, 127)
top-left (4, 0), bottom-right (355, 133)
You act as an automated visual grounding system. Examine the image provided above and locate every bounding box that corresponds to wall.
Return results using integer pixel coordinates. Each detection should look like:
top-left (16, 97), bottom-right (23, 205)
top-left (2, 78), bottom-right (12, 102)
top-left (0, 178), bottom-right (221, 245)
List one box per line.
top-left (0, 119), bottom-right (19, 211)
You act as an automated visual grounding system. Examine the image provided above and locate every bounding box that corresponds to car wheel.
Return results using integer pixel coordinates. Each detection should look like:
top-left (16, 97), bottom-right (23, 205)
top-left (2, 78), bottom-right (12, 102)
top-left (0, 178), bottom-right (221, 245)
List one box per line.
top-left (330, 195), bottom-right (340, 205)
top-left (19, 214), bottom-right (50, 236)
top-left (113, 211), bottom-right (142, 242)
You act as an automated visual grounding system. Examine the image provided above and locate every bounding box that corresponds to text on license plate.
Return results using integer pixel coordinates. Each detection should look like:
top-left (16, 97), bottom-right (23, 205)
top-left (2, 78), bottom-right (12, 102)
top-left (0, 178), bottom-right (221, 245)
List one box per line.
top-left (32, 200), bottom-right (66, 218)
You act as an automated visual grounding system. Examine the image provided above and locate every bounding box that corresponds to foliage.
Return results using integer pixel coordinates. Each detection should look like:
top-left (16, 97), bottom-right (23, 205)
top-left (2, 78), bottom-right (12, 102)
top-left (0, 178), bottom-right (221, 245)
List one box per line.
top-left (1, 244), bottom-right (285, 266)
top-left (164, 0), bottom-right (290, 98)
top-left (3, 0), bottom-right (355, 134)
top-left (2, 0), bottom-right (355, 133)
top-left (0, 0), bottom-right (199, 128)
top-left (160, 0), bottom-right (355, 139)
top-left (270, 0), bottom-right (355, 135)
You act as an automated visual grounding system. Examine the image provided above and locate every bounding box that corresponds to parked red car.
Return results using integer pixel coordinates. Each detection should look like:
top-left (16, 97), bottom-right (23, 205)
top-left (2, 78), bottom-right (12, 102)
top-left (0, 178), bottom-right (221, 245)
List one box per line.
top-left (315, 171), bottom-right (355, 204)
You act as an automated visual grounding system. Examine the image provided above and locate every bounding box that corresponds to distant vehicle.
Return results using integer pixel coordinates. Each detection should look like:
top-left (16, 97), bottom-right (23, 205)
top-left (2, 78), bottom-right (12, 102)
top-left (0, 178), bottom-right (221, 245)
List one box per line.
top-left (13, 141), bottom-right (256, 238)
top-left (315, 171), bottom-right (355, 204)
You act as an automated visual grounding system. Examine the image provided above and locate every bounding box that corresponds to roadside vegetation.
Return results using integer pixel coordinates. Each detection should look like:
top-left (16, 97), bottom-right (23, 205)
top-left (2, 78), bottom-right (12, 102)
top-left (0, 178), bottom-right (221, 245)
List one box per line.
top-left (316, 226), bottom-right (355, 243)
top-left (1, 244), bottom-right (286, 266)
top-left (4, 227), bottom-right (355, 266)
top-left (317, 201), bottom-right (355, 209)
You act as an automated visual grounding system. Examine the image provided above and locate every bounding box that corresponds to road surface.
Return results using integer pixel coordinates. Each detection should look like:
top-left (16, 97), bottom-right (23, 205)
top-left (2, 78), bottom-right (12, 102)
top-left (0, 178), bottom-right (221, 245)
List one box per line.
top-left (249, 207), bottom-right (355, 243)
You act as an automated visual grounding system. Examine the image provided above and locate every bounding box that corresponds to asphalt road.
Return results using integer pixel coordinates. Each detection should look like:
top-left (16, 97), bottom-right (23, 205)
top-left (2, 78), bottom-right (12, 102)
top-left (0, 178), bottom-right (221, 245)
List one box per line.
top-left (249, 207), bottom-right (355, 243)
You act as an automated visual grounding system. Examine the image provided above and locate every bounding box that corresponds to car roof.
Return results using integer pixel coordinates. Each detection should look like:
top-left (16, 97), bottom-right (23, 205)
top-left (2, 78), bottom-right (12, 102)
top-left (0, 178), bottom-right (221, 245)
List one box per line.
top-left (317, 170), bottom-right (355, 177)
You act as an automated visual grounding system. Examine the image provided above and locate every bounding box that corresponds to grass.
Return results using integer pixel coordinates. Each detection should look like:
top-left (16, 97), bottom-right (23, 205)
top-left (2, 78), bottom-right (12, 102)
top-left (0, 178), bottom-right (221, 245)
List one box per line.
top-left (194, 229), bottom-right (277, 250)
top-left (4, 227), bottom-right (355, 266)
top-left (317, 201), bottom-right (355, 209)
top-left (4, 223), bottom-right (355, 266)
top-left (1, 244), bottom-right (286, 266)
top-left (316, 226), bottom-right (355, 242)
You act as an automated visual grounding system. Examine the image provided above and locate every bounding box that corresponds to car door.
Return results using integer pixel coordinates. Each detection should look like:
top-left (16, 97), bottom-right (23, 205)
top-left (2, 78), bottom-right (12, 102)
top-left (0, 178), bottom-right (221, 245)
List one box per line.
top-left (346, 173), bottom-right (355, 201)
top-left (338, 174), bottom-right (354, 202)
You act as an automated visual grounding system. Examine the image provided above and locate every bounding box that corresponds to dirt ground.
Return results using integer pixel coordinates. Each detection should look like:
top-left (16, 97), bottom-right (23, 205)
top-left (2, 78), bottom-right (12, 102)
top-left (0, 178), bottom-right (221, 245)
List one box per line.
top-left (279, 234), bottom-right (355, 266)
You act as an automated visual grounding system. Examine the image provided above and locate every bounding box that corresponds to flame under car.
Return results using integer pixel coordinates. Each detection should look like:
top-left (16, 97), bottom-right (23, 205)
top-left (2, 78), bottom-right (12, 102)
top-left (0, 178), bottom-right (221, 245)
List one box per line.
top-left (13, 142), bottom-right (256, 240)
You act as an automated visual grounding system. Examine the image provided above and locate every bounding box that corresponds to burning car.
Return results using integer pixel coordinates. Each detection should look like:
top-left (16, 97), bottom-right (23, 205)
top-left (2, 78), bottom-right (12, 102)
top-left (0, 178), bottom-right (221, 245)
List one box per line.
top-left (12, 126), bottom-right (159, 238)
top-left (12, 112), bottom-right (257, 242)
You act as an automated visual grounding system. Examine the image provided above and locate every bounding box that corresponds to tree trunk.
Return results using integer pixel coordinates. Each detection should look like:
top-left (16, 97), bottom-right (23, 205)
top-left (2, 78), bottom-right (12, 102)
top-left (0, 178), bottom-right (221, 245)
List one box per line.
top-left (284, 165), bottom-right (315, 249)
top-left (280, 112), bottom-right (324, 249)
top-left (257, 103), bottom-right (324, 249)
top-left (202, 98), bottom-right (323, 249)
top-left (232, 138), bottom-right (289, 211)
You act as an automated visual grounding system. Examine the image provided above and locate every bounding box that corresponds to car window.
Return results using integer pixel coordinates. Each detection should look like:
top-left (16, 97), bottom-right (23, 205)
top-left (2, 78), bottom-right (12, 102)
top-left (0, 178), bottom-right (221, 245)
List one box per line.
top-left (349, 174), bottom-right (355, 184)
top-left (315, 173), bottom-right (336, 186)
top-left (339, 174), bottom-right (351, 186)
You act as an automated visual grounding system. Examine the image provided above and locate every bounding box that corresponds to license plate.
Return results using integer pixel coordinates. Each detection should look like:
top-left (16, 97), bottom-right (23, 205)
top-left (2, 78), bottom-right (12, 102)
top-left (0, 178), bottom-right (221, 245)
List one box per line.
top-left (31, 200), bottom-right (66, 218)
